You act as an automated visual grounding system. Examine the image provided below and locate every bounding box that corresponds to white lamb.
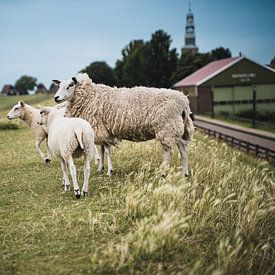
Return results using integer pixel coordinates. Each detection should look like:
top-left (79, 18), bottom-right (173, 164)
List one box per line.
top-left (39, 106), bottom-right (95, 198)
top-left (7, 101), bottom-right (100, 166)
top-left (53, 73), bottom-right (194, 176)
top-left (7, 101), bottom-right (52, 163)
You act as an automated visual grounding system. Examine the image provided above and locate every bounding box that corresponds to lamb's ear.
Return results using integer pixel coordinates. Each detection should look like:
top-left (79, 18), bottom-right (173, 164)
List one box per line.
top-left (52, 80), bottom-right (61, 85)
top-left (19, 101), bottom-right (25, 107)
top-left (40, 108), bottom-right (49, 115)
top-left (72, 77), bottom-right (77, 85)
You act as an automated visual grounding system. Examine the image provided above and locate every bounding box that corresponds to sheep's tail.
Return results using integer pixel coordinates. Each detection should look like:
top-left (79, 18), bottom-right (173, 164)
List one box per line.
top-left (74, 128), bottom-right (84, 149)
top-left (182, 108), bottom-right (194, 141)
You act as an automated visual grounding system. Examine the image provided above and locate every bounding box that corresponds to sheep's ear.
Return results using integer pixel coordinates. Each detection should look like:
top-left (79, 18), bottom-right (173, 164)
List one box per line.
top-left (40, 108), bottom-right (48, 115)
top-left (72, 77), bottom-right (77, 84)
top-left (19, 101), bottom-right (25, 107)
top-left (52, 80), bottom-right (61, 85)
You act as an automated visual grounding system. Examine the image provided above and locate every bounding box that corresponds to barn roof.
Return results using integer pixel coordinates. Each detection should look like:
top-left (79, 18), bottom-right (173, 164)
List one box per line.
top-left (174, 57), bottom-right (241, 88)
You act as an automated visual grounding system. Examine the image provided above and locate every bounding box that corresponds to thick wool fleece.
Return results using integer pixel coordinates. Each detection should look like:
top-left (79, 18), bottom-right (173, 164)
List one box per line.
top-left (67, 76), bottom-right (193, 148)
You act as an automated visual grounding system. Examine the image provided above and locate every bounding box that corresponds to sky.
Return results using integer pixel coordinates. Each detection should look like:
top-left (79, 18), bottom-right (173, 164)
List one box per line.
top-left (0, 0), bottom-right (275, 89)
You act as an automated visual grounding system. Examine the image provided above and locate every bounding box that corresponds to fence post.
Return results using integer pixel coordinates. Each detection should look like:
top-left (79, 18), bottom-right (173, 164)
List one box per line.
top-left (265, 149), bottom-right (269, 160)
top-left (252, 85), bottom-right (256, 128)
top-left (255, 145), bottom-right (259, 157)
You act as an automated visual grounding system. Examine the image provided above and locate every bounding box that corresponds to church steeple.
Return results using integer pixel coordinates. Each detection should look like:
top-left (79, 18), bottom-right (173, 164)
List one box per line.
top-left (183, 3), bottom-right (198, 54)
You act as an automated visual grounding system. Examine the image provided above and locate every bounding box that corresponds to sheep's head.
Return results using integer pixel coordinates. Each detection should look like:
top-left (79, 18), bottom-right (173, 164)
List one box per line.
top-left (53, 73), bottom-right (91, 103)
top-left (38, 107), bottom-right (50, 126)
top-left (7, 101), bottom-right (25, 120)
top-left (53, 77), bottom-right (77, 103)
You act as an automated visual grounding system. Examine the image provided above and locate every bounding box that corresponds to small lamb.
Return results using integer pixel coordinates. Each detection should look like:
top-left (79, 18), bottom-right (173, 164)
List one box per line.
top-left (7, 101), bottom-right (52, 163)
top-left (39, 106), bottom-right (95, 198)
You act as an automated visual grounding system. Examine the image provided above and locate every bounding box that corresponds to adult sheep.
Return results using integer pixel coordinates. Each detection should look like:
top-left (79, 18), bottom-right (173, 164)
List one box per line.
top-left (53, 73), bottom-right (194, 176)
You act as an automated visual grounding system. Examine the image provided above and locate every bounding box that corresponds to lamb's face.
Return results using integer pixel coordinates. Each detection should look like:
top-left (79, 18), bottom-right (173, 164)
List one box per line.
top-left (53, 78), bottom-right (77, 103)
top-left (7, 101), bottom-right (25, 120)
top-left (38, 108), bottom-right (50, 126)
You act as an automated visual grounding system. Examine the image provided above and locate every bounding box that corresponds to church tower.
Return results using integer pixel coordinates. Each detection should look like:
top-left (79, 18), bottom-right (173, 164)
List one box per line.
top-left (183, 3), bottom-right (198, 54)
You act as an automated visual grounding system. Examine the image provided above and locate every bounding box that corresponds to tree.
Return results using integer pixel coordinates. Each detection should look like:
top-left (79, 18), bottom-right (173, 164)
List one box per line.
top-left (15, 75), bottom-right (37, 95)
top-left (81, 61), bottom-right (116, 86)
top-left (115, 40), bottom-right (144, 87)
top-left (211, 47), bottom-right (232, 60)
top-left (140, 30), bottom-right (178, 88)
top-left (115, 30), bottom-right (178, 88)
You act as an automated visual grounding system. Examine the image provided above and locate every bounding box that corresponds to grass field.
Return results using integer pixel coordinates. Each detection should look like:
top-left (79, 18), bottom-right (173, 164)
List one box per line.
top-left (0, 94), bottom-right (50, 112)
top-left (0, 95), bottom-right (274, 274)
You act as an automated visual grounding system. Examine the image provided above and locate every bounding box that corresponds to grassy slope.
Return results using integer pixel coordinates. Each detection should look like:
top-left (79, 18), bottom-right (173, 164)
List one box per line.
top-left (0, 94), bottom-right (50, 111)
top-left (0, 96), bottom-right (274, 274)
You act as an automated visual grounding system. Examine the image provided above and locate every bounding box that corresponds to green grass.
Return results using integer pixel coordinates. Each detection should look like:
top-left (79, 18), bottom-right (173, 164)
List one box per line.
top-left (0, 94), bottom-right (51, 112)
top-left (0, 99), bottom-right (274, 274)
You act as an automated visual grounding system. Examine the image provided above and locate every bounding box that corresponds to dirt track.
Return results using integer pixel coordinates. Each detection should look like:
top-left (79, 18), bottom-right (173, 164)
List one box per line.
top-left (194, 116), bottom-right (275, 152)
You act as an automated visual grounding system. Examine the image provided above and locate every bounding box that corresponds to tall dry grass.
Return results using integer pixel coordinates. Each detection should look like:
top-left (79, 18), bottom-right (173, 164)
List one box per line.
top-left (0, 99), bottom-right (274, 274)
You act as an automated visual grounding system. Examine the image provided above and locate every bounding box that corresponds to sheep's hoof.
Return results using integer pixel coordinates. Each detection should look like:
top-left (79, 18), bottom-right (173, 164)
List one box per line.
top-left (74, 189), bottom-right (81, 199)
top-left (82, 191), bottom-right (88, 196)
top-left (184, 174), bottom-right (189, 177)
top-left (45, 158), bottom-right (51, 164)
top-left (97, 166), bottom-right (104, 173)
top-left (95, 158), bottom-right (100, 165)
top-left (161, 173), bottom-right (168, 178)
top-left (64, 185), bottom-right (70, 191)
top-left (107, 169), bottom-right (113, 177)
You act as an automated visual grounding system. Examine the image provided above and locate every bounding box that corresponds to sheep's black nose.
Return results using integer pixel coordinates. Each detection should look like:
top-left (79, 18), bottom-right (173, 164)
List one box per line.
top-left (7, 115), bottom-right (10, 120)
top-left (54, 96), bottom-right (60, 102)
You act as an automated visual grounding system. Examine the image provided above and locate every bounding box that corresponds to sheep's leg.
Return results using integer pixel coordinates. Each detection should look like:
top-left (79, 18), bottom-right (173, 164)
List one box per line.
top-left (176, 139), bottom-right (189, 177)
top-left (105, 144), bottom-right (113, 176)
top-left (97, 144), bottom-right (105, 173)
top-left (81, 155), bottom-right (91, 196)
top-left (67, 156), bottom-right (81, 199)
top-left (35, 138), bottom-right (48, 163)
top-left (94, 145), bottom-right (100, 166)
top-left (60, 159), bottom-right (70, 191)
top-left (161, 145), bottom-right (172, 177)
top-left (45, 137), bottom-right (52, 163)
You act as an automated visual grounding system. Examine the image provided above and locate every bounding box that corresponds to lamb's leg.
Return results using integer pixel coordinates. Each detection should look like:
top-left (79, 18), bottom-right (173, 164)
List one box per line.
top-left (94, 145), bottom-right (100, 166)
top-left (45, 137), bottom-right (52, 163)
top-left (161, 144), bottom-right (171, 177)
top-left (176, 139), bottom-right (189, 177)
top-left (97, 144), bottom-right (105, 173)
top-left (105, 144), bottom-right (113, 176)
top-left (35, 138), bottom-right (48, 163)
top-left (67, 156), bottom-right (81, 199)
top-left (60, 158), bottom-right (70, 191)
top-left (81, 155), bottom-right (91, 196)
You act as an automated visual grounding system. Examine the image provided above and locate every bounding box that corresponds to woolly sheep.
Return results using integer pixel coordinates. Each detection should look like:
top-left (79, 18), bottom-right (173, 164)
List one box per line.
top-left (39, 106), bottom-right (95, 198)
top-left (7, 101), bottom-right (52, 163)
top-left (53, 73), bottom-right (194, 176)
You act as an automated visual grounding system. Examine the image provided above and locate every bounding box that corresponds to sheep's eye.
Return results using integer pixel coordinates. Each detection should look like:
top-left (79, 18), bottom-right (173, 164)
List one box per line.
top-left (67, 82), bottom-right (74, 89)
top-left (14, 107), bottom-right (19, 111)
